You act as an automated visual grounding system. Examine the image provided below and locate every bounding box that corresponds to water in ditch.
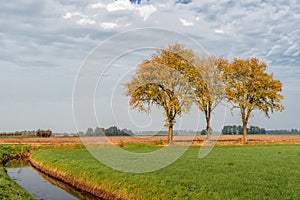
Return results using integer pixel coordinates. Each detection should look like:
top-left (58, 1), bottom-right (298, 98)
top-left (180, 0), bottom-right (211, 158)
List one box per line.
top-left (6, 161), bottom-right (98, 200)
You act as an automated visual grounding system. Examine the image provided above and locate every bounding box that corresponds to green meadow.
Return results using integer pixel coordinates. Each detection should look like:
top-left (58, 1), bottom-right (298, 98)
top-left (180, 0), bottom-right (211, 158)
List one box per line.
top-left (31, 145), bottom-right (300, 200)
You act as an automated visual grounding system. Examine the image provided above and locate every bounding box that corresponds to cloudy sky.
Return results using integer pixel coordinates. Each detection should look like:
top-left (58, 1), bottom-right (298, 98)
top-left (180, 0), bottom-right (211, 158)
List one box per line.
top-left (1, 0), bottom-right (299, 133)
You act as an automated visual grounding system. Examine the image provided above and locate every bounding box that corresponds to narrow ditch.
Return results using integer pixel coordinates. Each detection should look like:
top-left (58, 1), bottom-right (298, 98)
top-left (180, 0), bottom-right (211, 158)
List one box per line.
top-left (2, 152), bottom-right (122, 200)
top-left (2, 152), bottom-right (81, 199)
top-left (6, 165), bottom-right (79, 200)
top-left (29, 158), bottom-right (123, 200)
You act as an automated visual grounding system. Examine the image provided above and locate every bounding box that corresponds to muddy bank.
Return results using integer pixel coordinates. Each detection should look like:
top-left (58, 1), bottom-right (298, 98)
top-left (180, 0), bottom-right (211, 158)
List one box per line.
top-left (29, 157), bottom-right (124, 200)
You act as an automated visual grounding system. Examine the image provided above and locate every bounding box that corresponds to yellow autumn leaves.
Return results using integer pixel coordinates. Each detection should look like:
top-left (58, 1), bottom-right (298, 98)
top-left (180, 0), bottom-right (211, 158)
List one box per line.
top-left (124, 43), bottom-right (284, 144)
top-left (220, 57), bottom-right (284, 143)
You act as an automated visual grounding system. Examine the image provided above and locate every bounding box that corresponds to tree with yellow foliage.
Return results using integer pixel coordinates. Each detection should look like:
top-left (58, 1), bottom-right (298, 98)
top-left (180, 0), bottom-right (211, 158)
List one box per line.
top-left (192, 56), bottom-right (226, 140)
top-left (152, 44), bottom-right (224, 141)
top-left (124, 44), bottom-right (194, 144)
top-left (220, 58), bottom-right (284, 143)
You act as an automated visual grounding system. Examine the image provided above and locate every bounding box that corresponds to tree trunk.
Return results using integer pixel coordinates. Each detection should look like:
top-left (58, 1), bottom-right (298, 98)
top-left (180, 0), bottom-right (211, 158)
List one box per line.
top-left (242, 122), bottom-right (247, 144)
top-left (168, 125), bottom-right (173, 144)
top-left (206, 115), bottom-right (211, 141)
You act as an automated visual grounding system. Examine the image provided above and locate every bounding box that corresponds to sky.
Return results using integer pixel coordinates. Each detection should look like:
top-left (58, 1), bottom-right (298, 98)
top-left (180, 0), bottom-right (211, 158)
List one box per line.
top-left (0, 0), bottom-right (299, 133)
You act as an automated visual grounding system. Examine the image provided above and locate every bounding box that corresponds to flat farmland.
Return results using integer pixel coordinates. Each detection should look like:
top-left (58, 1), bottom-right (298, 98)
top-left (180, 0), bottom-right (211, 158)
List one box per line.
top-left (0, 135), bottom-right (299, 145)
top-left (31, 145), bottom-right (300, 200)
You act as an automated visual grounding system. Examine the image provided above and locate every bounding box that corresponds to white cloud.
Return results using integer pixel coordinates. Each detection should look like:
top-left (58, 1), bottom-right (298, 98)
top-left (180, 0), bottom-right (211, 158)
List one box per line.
top-left (100, 22), bottom-right (118, 29)
top-left (105, 0), bottom-right (156, 21)
top-left (179, 18), bottom-right (194, 26)
top-left (76, 18), bottom-right (96, 25)
top-left (214, 25), bottom-right (233, 35)
top-left (284, 44), bottom-right (300, 57)
top-left (158, 4), bottom-right (169, 8)
top-left (137, 5), bottom-right (157, 21)
top-left (266, 44), bottom-right (282, 57)
top-left (215, 29), bottom-right (225, 34)
top-left (89, 3), bottom-right (106, 9)
top-left (63, 12), bottom-right (87, 19)
top-left (106, 0), bottom-right (134, 12)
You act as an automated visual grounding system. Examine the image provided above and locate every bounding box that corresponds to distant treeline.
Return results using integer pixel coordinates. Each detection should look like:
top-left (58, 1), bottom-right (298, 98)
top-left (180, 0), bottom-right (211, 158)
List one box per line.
top-left (222, 125), bottom-right (300, 135)
top-left (266, 129), bottom-right (300, 134)
top-left (83, 126), bottom-right (300, 136)
top-left (0, 129), bottom-right (52, 137)
top-left (222, 125), bottom-right (266, 135)
top-left (83, 126), bottom-right (134, 136)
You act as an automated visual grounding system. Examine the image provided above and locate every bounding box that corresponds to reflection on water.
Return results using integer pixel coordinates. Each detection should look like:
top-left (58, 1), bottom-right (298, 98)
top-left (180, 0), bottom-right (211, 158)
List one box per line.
top-left (6, 166), bottom-right (78, 200)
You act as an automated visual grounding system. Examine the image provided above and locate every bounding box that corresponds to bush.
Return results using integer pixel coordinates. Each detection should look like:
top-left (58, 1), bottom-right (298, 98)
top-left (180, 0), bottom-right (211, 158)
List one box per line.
top-left (36, 129), bottom-right (52, 137)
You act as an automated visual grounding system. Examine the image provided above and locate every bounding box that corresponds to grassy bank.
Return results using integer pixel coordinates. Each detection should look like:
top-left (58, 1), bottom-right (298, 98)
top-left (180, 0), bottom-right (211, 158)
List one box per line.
top-left (0, 144), bottom-right (35, 200)
top-left (32, 144), bottom-right (300, 199)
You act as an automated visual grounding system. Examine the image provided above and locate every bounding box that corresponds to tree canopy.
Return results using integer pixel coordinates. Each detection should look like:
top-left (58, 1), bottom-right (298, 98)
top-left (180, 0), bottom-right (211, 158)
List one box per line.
top-left (220, 57), bottom-right (284, 143)
top-left (124, 43), bottom-right (284, 144)
top-left (192, 56), bottom-right (226, 139)
top-left (124, 44), bottom-right (194, 143)
top-left (151, 44), bottom-right (225, 141)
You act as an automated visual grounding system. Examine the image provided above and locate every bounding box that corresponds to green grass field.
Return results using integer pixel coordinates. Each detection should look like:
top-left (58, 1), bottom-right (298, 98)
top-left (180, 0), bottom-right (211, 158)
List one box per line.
top-left (32, 144), bottom-right (300, 200)
top-left (0, 145), bottom-right (36, 200)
